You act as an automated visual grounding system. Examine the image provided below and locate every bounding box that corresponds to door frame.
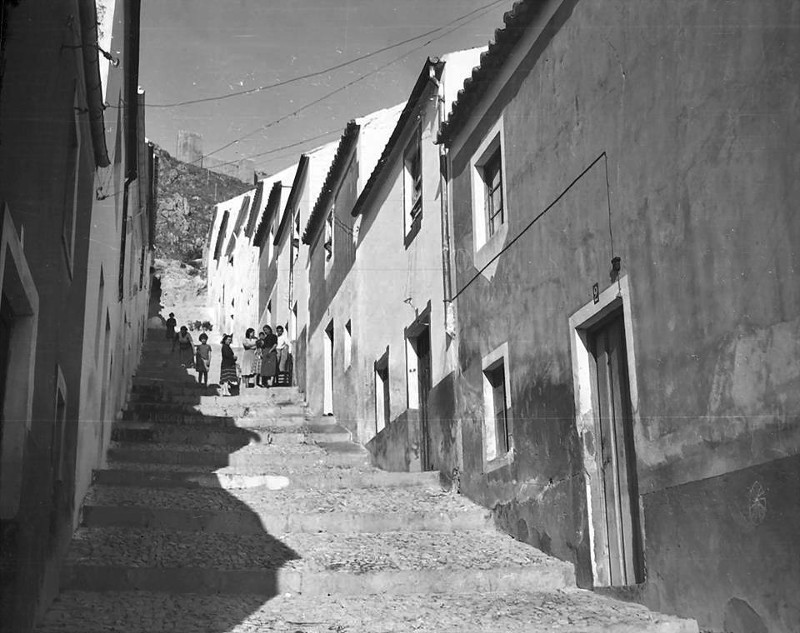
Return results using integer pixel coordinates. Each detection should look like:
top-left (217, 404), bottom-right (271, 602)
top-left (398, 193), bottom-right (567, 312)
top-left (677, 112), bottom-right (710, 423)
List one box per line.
top-left (568, 275), bottom-right (644, 586)
top-left (405, 303), bottom-right (433, 470)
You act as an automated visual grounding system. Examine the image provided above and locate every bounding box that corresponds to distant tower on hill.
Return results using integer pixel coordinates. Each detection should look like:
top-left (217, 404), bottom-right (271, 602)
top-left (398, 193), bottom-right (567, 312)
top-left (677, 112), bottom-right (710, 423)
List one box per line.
top-left (174, 129), bottom-right (255, 183)
top-left (175, 130), bottom-right (203, 165)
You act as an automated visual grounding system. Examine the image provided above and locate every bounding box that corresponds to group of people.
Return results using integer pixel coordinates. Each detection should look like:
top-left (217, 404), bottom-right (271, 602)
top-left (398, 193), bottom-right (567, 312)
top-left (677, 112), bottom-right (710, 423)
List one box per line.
top-left (165, 312), bottom-right (212, 387)
top-left (165, 313), bottom-right (290, 396)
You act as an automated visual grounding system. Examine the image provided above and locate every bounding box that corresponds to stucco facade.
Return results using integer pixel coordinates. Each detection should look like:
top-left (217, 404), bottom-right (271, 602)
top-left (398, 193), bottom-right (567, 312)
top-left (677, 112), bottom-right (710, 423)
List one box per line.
top-left (207, 188), bottom-right (255, 338)
top-left (349, 51), bottom-right (485, 470)
top-left (439, 1), bottom-right (800, 631)
top-left (302, 105), bottom-right (404, 430)
top-left (284, 143), bottom-right (338, 394)
top-left (0, 1), bottom-right (154, 630)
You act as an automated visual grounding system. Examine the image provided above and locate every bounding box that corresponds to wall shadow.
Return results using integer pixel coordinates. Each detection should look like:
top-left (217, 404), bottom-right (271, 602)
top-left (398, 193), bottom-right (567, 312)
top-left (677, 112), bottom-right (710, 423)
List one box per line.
top-left (47, 329), bottom-right (302, 630)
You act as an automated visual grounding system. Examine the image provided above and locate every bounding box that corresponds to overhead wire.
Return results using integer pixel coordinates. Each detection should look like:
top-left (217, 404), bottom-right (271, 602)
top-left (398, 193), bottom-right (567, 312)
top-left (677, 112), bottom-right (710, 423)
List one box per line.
top-left (197, 0), bottom-right (505, 168)
top-left (144, 0), bottom-right (506, 109)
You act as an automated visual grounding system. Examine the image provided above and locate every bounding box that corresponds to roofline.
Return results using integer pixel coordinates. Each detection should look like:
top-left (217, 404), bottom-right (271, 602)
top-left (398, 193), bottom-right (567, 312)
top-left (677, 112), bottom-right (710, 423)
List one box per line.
top-left (351, 58), bottom-right (443, 219)
top-left (274, 154), bottom-right (309, 246)
top-left (301, 120), bottom-right (360, 245)
top-left (253, 181), bottom-right (282, 248)
top-left (232, 192), bottom-right (253, 236)
top-left (437, 0), bottom-right (545, 146)
top-left (243, 180), bottom-right (265, 238)
top-left (78, 0), bottom-right (110, 167)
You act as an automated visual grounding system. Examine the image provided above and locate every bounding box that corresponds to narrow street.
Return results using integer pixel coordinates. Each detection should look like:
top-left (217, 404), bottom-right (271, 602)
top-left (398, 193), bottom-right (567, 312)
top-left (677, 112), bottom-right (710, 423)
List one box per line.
top-left (36, 332), bottom-right (696, 632)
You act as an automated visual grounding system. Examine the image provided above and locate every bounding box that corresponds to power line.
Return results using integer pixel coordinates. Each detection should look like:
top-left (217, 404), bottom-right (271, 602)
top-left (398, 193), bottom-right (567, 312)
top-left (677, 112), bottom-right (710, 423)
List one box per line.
top-left (145, 0), bottom-right (506, 109)
top-left (198, 0), bottom-right (503, 166)
top-left (208, 127), bottom-right (342, 171)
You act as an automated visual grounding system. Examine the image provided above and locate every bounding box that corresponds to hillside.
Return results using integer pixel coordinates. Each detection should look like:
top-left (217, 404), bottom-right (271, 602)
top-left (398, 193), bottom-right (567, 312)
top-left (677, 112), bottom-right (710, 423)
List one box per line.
top-left (154, 147), bottom-right (251, 263)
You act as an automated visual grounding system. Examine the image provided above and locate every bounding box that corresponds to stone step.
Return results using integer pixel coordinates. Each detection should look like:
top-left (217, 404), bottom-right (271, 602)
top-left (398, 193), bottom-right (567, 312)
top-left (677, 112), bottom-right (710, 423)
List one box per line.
top-left (111, 421), bottom-right (351, 446)
top-left (131, 381), bottom-right (302, 400)
top-left (125, 400), bottom-right (307, 417)
top-left (82, 485), bottom-right (489, 533)
top-left (121, 411), bottom-right (308, 427)
top-left (106, 441), bottom-right (369, 468)
top-left (62, 527), bottom-right (575, 596)
top-left (94, 464), bottom-right (441, 490)
top-left (37, 589), bottom-right (699, 633)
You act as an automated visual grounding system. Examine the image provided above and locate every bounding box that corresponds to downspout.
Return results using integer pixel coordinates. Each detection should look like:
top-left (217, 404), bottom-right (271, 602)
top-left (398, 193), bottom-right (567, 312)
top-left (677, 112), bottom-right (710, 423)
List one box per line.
top-left (431, 69), bottom-right (455, 338)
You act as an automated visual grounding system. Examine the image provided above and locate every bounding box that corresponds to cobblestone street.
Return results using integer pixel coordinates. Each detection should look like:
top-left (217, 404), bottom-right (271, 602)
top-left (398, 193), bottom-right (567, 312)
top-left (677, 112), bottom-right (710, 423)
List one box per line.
top-left (37, 333), bottom-right (698, 632)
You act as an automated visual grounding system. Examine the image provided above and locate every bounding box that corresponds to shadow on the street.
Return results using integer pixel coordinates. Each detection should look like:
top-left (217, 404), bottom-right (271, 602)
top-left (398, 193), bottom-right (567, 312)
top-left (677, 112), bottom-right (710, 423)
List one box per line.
top-left (84, 329), bottom-right (302, 626)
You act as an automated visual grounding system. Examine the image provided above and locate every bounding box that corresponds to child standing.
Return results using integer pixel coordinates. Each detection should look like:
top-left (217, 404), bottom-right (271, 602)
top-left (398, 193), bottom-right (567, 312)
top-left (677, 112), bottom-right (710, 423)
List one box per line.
top-left (195, 333), bottom-right (211, 387)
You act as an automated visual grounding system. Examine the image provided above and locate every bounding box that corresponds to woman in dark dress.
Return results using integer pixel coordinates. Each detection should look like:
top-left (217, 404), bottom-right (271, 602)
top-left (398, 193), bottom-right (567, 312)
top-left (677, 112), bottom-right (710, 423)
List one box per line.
top-left (260, 326), bottom-right (278, 387)
top-left (219, 334), bottom-right (238, 396)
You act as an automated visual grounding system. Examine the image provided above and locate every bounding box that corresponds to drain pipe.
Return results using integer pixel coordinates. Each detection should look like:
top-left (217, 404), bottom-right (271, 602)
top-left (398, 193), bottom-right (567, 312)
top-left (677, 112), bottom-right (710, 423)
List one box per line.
top-left (431, 70), bottom-right (455, 338)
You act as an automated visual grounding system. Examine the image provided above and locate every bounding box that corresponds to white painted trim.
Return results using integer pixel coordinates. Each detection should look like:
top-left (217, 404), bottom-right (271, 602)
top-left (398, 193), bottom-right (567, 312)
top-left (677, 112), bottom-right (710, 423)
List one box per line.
top-left (481, 341), bottom-right (512, 466)
top-left (568, 275), bottom-right (641, 586)
top-left (470, 116), bottom-right (509, 263)
top-left (0, 206), bottom-right (40, 519)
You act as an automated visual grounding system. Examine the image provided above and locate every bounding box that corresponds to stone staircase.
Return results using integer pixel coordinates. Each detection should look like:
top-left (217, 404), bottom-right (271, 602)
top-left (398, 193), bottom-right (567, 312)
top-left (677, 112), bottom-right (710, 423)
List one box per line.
top-left (37, 333), bottom-right (698, 632)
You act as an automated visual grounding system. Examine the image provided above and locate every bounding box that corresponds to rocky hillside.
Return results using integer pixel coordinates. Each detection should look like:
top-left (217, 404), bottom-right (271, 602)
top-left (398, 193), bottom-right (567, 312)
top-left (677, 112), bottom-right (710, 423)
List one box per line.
top-left (154, 147), bottom-right (251, 263)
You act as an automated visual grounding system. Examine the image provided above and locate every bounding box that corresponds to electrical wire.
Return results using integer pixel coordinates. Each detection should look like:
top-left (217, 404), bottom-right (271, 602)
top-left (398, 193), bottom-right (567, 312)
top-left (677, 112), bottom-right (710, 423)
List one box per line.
top-left (197, 0), bottom-right (503, 167)
top-left (145, 0), bottom-right (507, 109)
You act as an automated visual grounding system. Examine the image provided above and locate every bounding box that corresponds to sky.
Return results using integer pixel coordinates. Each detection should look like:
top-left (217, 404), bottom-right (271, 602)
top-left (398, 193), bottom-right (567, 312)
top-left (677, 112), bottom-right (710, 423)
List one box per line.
top-left (138, 0), bottom-right (516, 175)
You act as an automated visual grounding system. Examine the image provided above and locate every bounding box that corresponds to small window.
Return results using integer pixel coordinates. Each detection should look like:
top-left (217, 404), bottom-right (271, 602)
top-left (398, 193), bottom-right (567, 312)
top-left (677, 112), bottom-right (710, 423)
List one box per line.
top-left (485, 362), bottom-right (509, 457)
top-left (404, 130), bottom-right (422, 232)
top-left (470, 118), bottom-right (507, 255)
top-left (324, 210), bottom-right (334, 261)
top-left (344, 320), bottom-right (352, 368)
top-left (482, 148), bottom-right (503, 238)
top-left (482, 342), bottom-right (512, 466)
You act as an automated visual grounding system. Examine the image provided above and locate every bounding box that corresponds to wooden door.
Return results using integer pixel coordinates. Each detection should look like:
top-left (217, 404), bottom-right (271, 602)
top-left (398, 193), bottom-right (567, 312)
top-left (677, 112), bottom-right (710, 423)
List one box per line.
top-left (591, 313), bottom-right (643, 585)
top-left (416, 329), bottom-right (433, 471)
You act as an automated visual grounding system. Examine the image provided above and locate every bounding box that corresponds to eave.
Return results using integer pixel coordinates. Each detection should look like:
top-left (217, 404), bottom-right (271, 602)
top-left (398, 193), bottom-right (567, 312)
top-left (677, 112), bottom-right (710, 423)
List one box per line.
top-left (301, 120), bottom-right (360, 245)
top-left (437, 0), bottom-right (543, 147)
top-left (243, 180), bottom-right (265, 238)
top-left (231, 193), bottom-right (252, 236)
top-left (253, 181), bottom-right (282, 248)
top-left (78, 0), bottom-right (110, 167)
top-left (274, 154), bottom-right (309, 246)
top-left (351, 58), bottom-right (443, 219)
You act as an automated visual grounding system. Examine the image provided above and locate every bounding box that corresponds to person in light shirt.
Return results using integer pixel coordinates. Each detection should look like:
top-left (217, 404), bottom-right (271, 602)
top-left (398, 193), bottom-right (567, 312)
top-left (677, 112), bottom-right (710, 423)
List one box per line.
top-left (275, 325), bottom-right (290, 377)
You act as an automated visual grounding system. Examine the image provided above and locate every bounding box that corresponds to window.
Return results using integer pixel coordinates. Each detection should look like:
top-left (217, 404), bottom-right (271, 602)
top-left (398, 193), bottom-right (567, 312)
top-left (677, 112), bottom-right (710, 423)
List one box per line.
top-left (404, 129), bottom-right (423, 238)
top-left (291, 211), bottom-right (301, 265)
top-left (344, 320), bottom-right (352, 368)
top-left (470, 118), bottom-right (508, 257)
top-left (483, 148), bottom-right (503, 238)
top-left (485, 363), bottom-right (509, 456)
top-left (482, 342), bottom-right (512, 466)
top-left (324, 210), bottom-right (333, 261)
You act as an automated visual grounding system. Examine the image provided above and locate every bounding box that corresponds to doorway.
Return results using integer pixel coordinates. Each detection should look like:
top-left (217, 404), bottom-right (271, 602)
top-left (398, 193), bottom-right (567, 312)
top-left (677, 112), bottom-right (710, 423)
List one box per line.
top-left (589, 311), bottom-right (643, 585)
top-left (410, 327), bottom-right (433, 471)
top-left (569, 277), bottom-right (643, 587)
top-left (323, 320), bottom-right (334, 415)
top-left (374, 354), bottom-right (390, 434)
